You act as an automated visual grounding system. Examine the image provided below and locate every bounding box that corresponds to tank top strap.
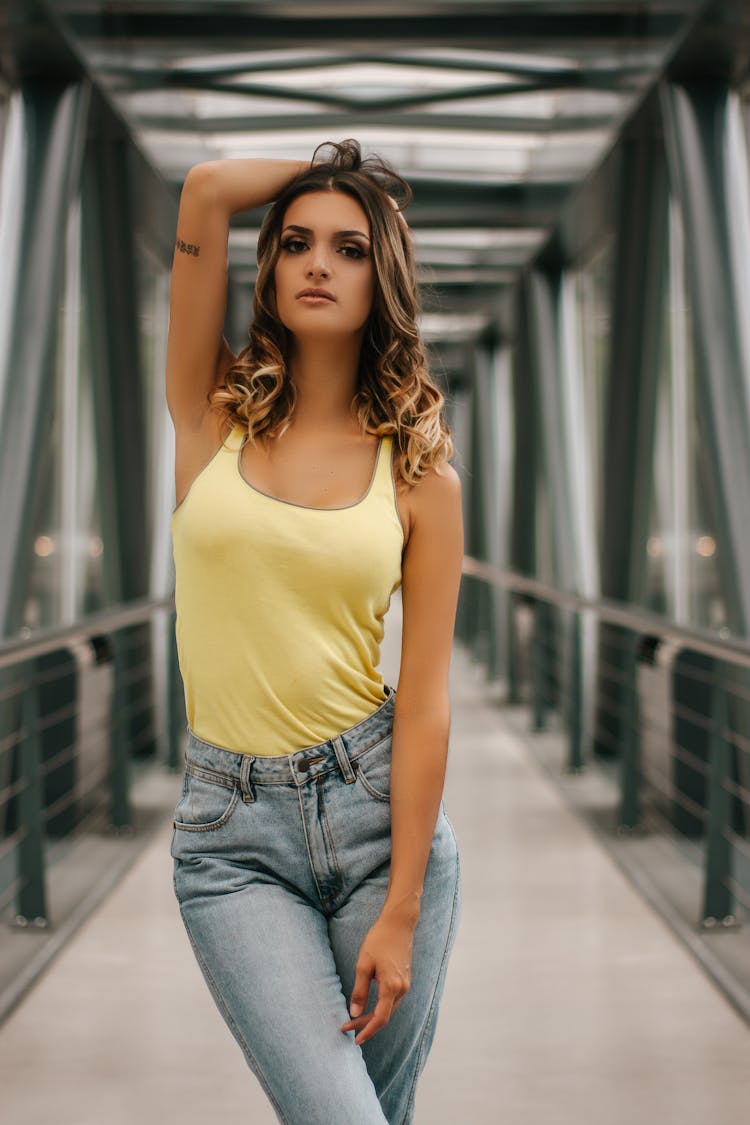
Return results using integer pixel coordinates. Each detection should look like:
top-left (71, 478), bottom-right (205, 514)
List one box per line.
top-left (372, 432), bottom-right (395, 499)
top-left (223, 422), bottom-right (246, 453)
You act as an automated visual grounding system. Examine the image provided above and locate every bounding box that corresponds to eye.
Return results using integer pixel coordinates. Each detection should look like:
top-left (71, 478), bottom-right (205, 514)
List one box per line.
top-left (340, 244), bottom-right (367, 260)
top-left (281, 237), bottom-right (307, 253)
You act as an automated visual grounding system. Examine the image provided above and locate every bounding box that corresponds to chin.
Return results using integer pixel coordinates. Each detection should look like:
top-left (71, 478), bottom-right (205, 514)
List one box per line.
top-left (284, 317), bottom-right (360, 339)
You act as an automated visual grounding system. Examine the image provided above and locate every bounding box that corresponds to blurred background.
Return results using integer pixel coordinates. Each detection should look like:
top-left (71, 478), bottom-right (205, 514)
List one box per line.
top-left (0, 2), bottom-right (750, 1122)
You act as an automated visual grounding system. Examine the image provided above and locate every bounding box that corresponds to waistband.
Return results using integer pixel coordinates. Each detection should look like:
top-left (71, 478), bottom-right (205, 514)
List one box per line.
top-left (183, 685), bottom-right (396, 800)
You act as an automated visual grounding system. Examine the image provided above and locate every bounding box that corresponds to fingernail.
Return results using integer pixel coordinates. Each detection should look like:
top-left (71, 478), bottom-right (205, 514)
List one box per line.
top-left (350, 1001), bottom-right (362, 1016)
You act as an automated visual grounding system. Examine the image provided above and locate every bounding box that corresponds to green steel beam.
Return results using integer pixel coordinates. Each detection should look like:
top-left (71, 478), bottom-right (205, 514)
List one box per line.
top-left (0, 78), bottom-right (90, 635)
top-left (525, 268), bottom-right (580, 591)
top-left (592, 127), bottom-right (669, 759)
top-left (62, 9), bottom-right (687, 48)
top-left (660, 80), bottom-right (750, 634)
top-left (127, 76), bottom-right (598, 112)
top-left (510, 285), bottom-right (538, 580)
top-left (134, 110), bottom-right (614, 136)
top-left (229, 181), bottom-right (568, 236)
top-left (660, 77), bottom-right (750, 800)
top-left (81, 114), bottom-right (157, 760)
top-left (98, 50), bottom-right (651, 88)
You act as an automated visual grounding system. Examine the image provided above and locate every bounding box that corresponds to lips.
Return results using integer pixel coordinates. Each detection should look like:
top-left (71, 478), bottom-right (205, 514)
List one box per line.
top-left (296, 288), bottom-right (335, 301)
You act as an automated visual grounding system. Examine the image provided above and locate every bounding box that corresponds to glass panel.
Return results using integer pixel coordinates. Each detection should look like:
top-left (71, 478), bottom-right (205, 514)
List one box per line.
top-left (645, 295), bottom-right (672, 616)
top-left (23, 311), bottom-right (63, 631)
top-left (22, 196), bottom-right (105, 630)
top-left (687, 324), bottom-right (727, 630)
top-left (573, 235), bottom-right (615, 563)
top-left (135, 235), bottom-right (171, 581)
top-left (535, 474), bottom-right (554, 585)
top-left (0, 91), bottom-right (25, 433)
top-left (645, 195), bottom-right (727, 631)
top-left (76, 284), bottom-right (105, 617)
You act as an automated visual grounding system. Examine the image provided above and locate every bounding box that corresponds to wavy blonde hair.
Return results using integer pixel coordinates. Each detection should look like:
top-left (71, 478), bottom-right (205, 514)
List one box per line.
top-left (209, 139), bottom-right (453, 486)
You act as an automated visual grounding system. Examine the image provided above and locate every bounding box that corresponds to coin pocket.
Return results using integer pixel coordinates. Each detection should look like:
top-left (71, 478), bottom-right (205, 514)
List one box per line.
top-left (354, 733), bottom-right (392, 802)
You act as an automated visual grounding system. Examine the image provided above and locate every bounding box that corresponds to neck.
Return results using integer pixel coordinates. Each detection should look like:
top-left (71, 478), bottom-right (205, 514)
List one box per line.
top-left (286, 333), bottom-right (365, 434)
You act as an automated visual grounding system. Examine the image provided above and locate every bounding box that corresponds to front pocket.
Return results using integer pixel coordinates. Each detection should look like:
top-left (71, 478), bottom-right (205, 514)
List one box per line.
top-left (173, 766), bottom-right (240, 831)
top-left (354, 733), bottom-right (392, 802)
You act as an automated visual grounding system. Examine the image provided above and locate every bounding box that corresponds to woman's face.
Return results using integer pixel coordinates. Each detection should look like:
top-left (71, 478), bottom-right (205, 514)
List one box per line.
top-left (273, 190), bottom-right (375, 340)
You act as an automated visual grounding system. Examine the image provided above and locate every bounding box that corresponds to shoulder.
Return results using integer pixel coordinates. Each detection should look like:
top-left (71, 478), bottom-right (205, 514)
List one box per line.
top-left (409, 459), bottom-right (461, 520)
top-left (394, 457), bottom-right (462, 558)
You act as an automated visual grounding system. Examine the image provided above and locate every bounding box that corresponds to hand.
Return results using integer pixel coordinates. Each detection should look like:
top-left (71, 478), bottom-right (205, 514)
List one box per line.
top-left (387, 194), bottom-right (410, 234)
top-left (341, 911), bottom-right (416, 1046)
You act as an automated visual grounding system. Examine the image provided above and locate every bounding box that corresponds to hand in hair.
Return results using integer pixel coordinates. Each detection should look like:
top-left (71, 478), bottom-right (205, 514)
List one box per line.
top-left (387, 194), bottom-right (410, 235)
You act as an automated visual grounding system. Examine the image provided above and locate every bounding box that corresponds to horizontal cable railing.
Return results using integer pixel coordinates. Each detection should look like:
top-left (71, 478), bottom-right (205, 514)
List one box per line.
top-left (459, 556), bottom-right (750, 935)
top-left (0, 597), bottom-right (184, 932)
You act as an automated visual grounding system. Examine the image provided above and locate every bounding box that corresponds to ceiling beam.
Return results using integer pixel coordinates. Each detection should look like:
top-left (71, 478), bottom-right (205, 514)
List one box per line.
top-left (134, 110), bottom-right (614, 135)
top-left (62, 10), bottom-right (685, 50)
top-left (98, 50), bottom-right (652, 87)
top-left (110, 72), bottom-right (637, 108)
top-left (223, 181), bottom-right (569, 232)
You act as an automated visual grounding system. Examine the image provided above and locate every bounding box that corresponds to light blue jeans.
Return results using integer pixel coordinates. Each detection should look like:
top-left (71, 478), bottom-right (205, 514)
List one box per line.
top-left (171, 684), bottom-right (461, 1124)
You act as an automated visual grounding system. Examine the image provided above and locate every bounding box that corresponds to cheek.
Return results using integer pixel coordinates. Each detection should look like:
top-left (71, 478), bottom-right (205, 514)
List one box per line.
top-left (353, 267), bottom-right (375, 312)
top-left (273, 260), bottom-right (286, 294)
top-left (273, 262), bottom-right (294, 311)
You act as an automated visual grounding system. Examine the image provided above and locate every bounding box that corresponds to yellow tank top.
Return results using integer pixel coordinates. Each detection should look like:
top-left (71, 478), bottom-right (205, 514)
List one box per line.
top-left (170, 422), bottom-right (403, 756)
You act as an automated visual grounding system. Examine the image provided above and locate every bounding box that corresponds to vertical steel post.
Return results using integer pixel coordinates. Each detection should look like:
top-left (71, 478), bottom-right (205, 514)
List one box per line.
top-left (506, 592), bottom-right (521, 704)
top-left (566, 610), bottom-right (584, 772)
top-left (618, 632), bottom-right (642, 830)
top-left (531, 599), bottom-right (547, 732)
top-left (592, 129), bottom-right (668, 762)
top-left (14, 662), bottom-right (48, 927)
top-left (701, 672), bottom-right (735, 927)
top-left (108, 631), bottom-right (132, 832)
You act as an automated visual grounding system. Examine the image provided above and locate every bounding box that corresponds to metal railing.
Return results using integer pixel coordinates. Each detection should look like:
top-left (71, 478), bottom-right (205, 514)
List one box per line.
top-left (0, 597), bottom-right (184, 931)
top-left (458, 556), bottom-right (750, 933)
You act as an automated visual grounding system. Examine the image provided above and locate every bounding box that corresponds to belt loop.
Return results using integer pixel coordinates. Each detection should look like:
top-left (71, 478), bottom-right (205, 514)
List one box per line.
top-left (331, 734), bottom-right (356, 783)
top-left (239, 754), bottom-right (256, 802)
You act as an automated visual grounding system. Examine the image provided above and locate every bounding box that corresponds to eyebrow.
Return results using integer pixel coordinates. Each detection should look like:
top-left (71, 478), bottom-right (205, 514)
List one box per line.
top-left (282, 224), bottom-right (370, 242)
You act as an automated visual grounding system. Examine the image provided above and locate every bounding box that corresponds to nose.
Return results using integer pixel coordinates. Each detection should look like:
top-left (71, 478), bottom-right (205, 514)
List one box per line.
top-left (306, 250), bottom-right (330, 279)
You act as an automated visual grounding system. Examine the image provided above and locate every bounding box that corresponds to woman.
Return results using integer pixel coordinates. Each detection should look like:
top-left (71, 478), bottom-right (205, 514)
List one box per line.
top-left (166, 139), bottom-right (464, 1125)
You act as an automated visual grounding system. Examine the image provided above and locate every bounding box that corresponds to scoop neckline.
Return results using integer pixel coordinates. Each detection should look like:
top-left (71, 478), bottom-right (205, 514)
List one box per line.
top-left (235, 426), bottom-right (384, 512)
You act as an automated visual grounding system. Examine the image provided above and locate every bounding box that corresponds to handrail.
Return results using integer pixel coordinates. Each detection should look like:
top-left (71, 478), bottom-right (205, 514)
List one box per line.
top-left (4, 570), bottom-right (747, 672)
top-left (0, 596), bottom-right (176, 670)
top-left (462, 557), bottom-right (750, 670)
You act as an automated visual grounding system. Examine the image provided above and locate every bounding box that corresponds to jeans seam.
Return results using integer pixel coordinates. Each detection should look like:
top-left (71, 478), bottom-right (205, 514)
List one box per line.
top-left (297, 785), bottom-right (327, 905)
top-left (350, 729), bottom-right (392, 762)
top-left (173, 784), bottom-right (240, 832)
top-left (354, 764), bottom-right (391, 803)
top-left (177, 905), bottom-right (292, 1125)
top-left (317, 778), bottom-right (344, 900)
top-left (400, 846), bottom-right (461, 1124)
top-left (184, 761), bottom-right (237, 790)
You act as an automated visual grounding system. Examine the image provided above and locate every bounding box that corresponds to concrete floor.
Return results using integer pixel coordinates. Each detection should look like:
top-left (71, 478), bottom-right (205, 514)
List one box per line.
top-left (1, 607), bottom-right (749, 1123)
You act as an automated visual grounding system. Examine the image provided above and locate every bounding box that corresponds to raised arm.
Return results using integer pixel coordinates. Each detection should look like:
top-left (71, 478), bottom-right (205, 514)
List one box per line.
top-left (165, 157), bottom-right (309, 429)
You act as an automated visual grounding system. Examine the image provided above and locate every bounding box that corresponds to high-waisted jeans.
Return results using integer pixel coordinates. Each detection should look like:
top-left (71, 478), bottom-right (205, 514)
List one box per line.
top-left (170, 685), bottom-right (462, 1125)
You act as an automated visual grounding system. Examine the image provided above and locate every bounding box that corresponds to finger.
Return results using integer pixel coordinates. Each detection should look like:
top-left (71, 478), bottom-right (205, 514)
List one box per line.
top-left (343, 991), bottom-right (406, 1040)
top-left (386, 194), bottom-right (408, 226)
top-left (354, 993), bottom-right (396, 1046)
top-left (348, 961), bottom-right (374, 1018)
top-left (340, 1011), bottom-right (371, 1032)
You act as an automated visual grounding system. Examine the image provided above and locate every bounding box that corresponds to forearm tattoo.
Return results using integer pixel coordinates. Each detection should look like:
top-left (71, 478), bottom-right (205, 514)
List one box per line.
top-left (176, 238), bottom-right (200, 257)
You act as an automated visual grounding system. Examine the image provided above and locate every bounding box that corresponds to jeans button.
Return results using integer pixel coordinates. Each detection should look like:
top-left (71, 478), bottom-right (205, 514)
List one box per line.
top-left (298, 755), bottom-right (325, 774)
